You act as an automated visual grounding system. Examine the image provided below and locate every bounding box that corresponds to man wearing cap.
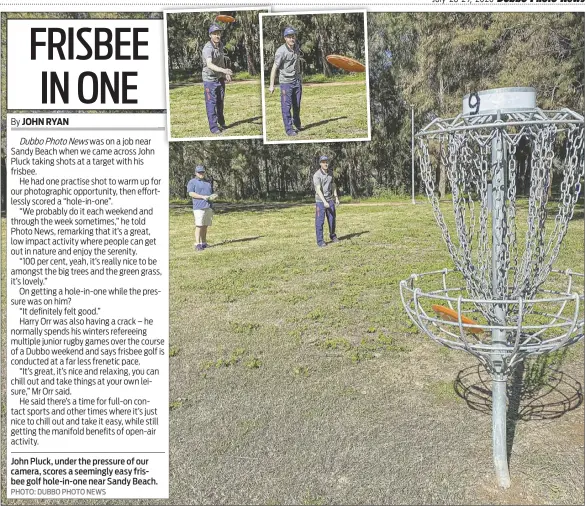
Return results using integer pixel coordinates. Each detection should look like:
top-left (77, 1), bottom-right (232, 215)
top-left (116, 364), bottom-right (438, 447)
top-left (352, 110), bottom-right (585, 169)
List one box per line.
top-left (269, 27), bottom-right (302, 137)
top-left (313, 156), bottom-right (340, 247)
top-left (187, 165), bottom-right (217, 251)
top-left (202, 24), bottom-right (233, 134)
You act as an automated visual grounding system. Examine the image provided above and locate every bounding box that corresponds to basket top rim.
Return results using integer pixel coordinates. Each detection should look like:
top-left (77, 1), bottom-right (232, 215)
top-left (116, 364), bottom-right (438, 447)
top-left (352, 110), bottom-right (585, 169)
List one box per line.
top-left (462, 87), bottom-right (536, 100)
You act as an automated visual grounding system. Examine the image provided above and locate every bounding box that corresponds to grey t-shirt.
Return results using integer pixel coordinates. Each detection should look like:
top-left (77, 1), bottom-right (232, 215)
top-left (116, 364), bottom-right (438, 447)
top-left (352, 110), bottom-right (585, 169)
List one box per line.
top-left (202, 41), bottom-right (225, 82)
top-left (274, 44), bottom-right (301, 84)
top-left (313, 169), bottom-right (334, 203)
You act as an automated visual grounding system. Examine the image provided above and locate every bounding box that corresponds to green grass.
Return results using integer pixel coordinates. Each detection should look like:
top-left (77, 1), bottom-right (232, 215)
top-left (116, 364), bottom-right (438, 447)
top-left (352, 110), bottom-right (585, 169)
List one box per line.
top-left (167, 201), bottom-right (584, 503)
top-left (264, 73), bottom-right (364, 85)
top-left (426, 379), bottom-right (462, 404)
top-left (2, 198), bottom-right (583, 504)
top-left (169, 81), bottom-right (262, 139)
top-left (169, 399), bottom-right (184, 411)
top-left (232, 71), bottom-right (256, 81)
top-left (263, 81), bottom-right (369, 142)
top-left (302, 73), bottom-right (364, 84)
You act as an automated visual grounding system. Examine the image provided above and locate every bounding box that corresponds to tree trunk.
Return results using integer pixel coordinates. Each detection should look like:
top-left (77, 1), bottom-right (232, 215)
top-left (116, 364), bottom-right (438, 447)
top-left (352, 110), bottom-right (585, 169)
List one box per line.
top-left (439, 159), bottom-right (447, 199)
top-left (279, 166), bottom-right (286, 200)
top-left (253, 163), bottom-right (262, 198)
top-left (178, 144), bottom-right (185, 199)
top-left (320, 33), bottom-right (332, 77)
top-left (348, 156), bottom-right (358, 198)
top-left (263, 158), bottom-right (270, 196)
top-left (244, 33), bottom-right (257, 75)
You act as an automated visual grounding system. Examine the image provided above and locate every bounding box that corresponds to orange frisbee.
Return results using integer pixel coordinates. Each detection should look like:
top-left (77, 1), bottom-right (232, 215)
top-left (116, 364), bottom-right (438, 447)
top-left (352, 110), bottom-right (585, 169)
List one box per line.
top-left (216, 14), bottom-right (236, 23)
top-left (431, 305), bottom-right (483, 334)
top-left (326, 55), bottom-right (366, 73)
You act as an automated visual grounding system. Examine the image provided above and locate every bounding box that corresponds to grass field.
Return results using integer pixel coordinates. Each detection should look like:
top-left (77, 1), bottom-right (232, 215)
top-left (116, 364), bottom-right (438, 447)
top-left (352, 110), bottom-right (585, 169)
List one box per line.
top-left (263, 81), bottom-right (369, 142)
top-left (169, 81), bottom-right (263, 139)
top-left (167, 201), bottom-right (584, 504)
top-left (1, 201), bottom-right (583, 505)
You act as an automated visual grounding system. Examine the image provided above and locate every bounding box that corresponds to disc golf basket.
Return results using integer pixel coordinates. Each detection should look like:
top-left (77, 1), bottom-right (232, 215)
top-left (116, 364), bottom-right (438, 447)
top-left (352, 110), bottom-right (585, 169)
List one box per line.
top-left (400, 87), bottom-right (584, 488)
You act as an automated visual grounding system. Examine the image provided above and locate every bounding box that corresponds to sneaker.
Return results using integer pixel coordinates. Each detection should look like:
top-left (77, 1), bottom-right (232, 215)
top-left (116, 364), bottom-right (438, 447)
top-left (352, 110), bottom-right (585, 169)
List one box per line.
top-left (330, 236), bottom-right (340, 243)
top-left (286, 130), bottom-right (298, 137)
top-left (294, 124), bottom-right (302, 132)
top-left (211, 129), bottom-right (222, 135)
top-left (317, 242), bottom-right (327, 248)
top-left (195, 244), bottom-right (204, 251)
top-left (202, 243), bottom-right (208, 249)
top-left (219, 124), bottom-right (228, 131)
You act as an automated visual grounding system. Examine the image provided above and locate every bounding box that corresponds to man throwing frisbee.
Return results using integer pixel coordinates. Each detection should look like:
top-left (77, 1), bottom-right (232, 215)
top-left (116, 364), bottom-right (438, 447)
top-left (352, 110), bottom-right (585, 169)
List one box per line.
top-left (269, 27), bottom-right (302, 137)
top-left (202, 23), bottom-right (233, 134)
top-left (187, 165), bottom-right (217, 251)
top-left (313, 155), bottom-right (340, 247)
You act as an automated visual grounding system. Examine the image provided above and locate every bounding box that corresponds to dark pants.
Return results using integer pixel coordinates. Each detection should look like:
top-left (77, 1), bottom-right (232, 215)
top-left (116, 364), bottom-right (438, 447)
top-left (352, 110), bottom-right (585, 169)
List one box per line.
top-left (315, 201), bottom-right (337, 245)
top-left (204, 80), bottom-right (225, 133)
top-left (280, 79), bottom-right (302, 135)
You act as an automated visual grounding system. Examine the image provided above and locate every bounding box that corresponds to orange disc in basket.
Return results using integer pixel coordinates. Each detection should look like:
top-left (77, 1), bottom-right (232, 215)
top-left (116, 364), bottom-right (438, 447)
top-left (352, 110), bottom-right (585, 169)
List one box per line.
top-left (216, 14), bottom-right (236, 23)
top-left (326, 55), bottom-right (366, 73)
top-left (431, 305), bottom-right (483, 334)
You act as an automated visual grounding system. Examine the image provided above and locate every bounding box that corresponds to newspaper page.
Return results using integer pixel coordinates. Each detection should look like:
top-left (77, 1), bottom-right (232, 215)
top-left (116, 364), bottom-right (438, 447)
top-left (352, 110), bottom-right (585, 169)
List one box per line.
top-left (1, 1), bottom-right (584, 505)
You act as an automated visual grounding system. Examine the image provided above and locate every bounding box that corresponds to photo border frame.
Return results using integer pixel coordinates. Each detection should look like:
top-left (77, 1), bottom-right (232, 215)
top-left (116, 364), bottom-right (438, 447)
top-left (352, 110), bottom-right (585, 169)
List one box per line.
top-left (163, 6), bottom-right (269, 143)
top-left (259, 9), bottom-right (371, 145)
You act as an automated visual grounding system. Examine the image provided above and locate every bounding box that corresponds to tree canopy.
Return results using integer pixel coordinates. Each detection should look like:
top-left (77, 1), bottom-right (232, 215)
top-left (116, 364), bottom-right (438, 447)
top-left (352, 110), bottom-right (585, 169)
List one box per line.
top-left (1, 12), bottom-right (583, 211)
top-left (166, 10), bottom-right (264, 81)
top-left (170, 12), bottom-right (584, 202)
top-left (261, 13), bottom-right (366, 79)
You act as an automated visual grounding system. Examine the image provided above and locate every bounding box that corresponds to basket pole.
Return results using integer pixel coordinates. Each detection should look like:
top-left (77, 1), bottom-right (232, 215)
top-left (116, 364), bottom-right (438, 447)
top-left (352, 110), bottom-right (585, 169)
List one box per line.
top-left (490, 127), bottom-right (511, 488)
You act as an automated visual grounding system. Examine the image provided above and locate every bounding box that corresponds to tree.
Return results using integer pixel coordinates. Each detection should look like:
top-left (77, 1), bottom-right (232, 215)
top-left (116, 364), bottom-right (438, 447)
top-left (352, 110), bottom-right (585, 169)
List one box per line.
top-left (163, 13), bottom-right (585, 204)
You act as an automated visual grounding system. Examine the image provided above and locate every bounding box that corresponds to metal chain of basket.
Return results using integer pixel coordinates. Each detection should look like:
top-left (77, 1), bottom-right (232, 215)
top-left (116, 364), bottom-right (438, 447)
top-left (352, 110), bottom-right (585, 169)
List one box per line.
top-left (418, 121), bottom-right (584, 323)
top-left (403, 88), bottom-right (584, 489)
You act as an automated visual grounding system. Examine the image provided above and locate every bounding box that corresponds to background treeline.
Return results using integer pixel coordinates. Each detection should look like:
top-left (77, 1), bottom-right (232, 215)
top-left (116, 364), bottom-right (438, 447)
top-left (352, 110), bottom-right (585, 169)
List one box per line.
top-left (170, 12), bottom-right (584, 202)
top-left (166, 10), bottom-right (263, 82)
top-left (1, 13), bottom-right (583, 210)
top-left (261, 13), bottom-right (366, 79)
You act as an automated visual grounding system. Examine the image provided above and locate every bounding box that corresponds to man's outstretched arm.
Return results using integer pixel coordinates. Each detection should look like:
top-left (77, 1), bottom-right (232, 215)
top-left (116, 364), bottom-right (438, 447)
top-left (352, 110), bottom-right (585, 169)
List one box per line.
top-left (332, 182), bottom-right (340, 205)
top-left (269, 64), bottom-right (278, 94)
top-left (206, 57), bottom-right (233, 81)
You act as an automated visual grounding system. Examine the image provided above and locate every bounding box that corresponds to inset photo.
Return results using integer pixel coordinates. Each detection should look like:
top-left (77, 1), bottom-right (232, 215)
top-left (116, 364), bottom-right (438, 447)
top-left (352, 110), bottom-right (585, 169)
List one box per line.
top-left (260, 11), bottom-right (370, 144)
top-left (164, 8), bottom-right (267, 141)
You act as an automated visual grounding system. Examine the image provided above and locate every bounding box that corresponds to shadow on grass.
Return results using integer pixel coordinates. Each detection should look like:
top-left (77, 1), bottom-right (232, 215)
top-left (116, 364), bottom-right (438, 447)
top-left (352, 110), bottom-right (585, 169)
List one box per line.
top-left (214, 202), bottom-right (309, 215)
top-left (226, 116), bottom-right (262, 129)
top-left (169, 81), bottom-right (200, 90)
top-left (209, 236), bottom-right (263, 247)
top-left (454, 353), bottom-right (583, 460)
top-left (337, 231), bottom-right (369, 241)
top-left (454, 355), bottom-right (582, 421)
top-left (171, 79), bottom-right (260, 90)
top-left (171, 202), bottom-right (310, 216)
top-left (301, 116), bottom-right (348, 131)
